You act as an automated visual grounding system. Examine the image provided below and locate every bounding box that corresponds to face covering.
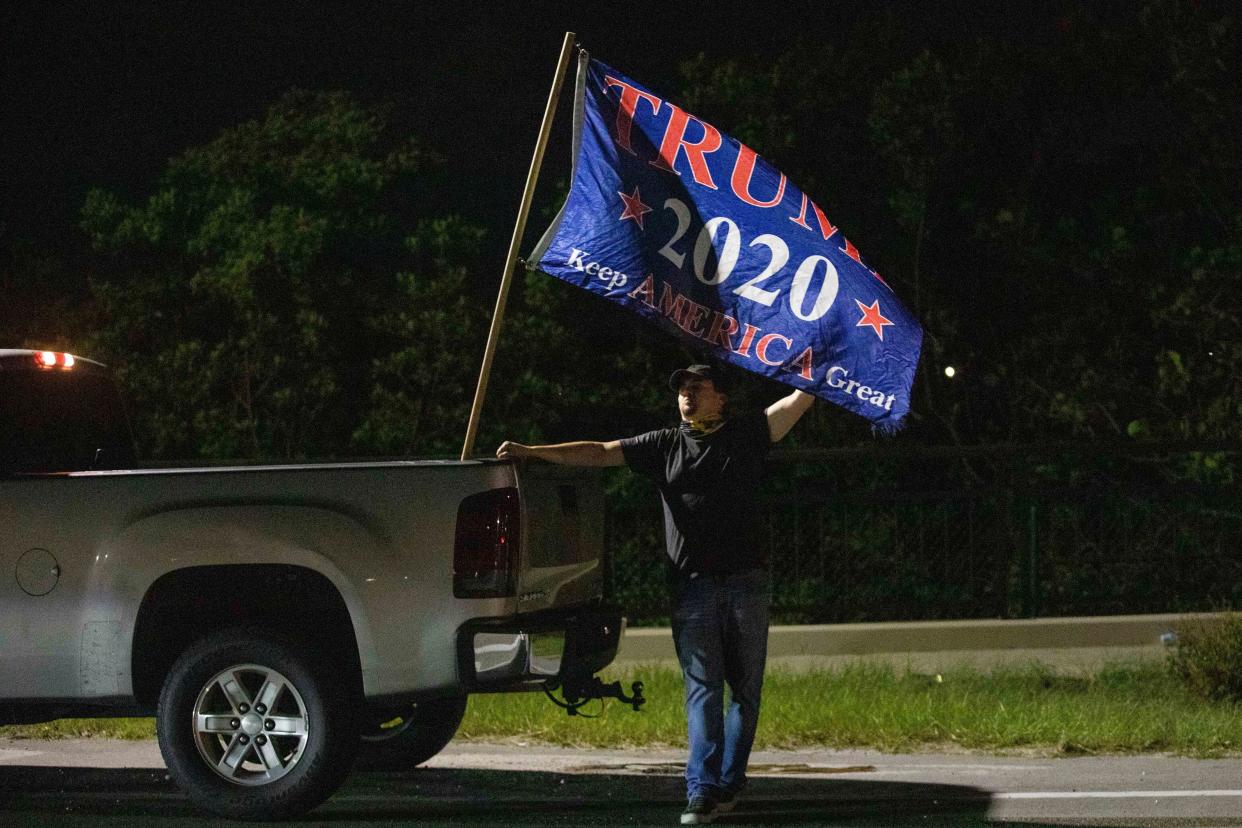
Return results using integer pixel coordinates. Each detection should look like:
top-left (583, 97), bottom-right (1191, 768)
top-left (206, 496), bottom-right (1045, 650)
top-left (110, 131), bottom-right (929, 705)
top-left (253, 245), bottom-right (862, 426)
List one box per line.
top-left (679, 416), bottom-right (725, 437)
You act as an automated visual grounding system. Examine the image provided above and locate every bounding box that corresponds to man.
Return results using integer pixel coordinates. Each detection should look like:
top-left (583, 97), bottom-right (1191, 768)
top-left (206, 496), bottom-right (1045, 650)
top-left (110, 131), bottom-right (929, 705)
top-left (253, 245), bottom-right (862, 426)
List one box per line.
top-left (497, 363), bottom-right (814, 825)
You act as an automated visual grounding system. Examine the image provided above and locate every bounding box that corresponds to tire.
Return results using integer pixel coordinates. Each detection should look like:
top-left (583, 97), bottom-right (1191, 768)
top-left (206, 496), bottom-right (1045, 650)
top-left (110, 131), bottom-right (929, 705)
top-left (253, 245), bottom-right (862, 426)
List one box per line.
top-left (359, 695), bottom-right (468, 767)
top-left (156, 628), bottom-right (359, 820)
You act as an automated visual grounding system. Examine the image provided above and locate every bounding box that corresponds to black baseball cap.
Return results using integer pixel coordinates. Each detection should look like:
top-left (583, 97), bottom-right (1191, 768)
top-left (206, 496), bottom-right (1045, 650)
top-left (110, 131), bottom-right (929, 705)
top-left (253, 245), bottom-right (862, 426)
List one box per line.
top-left (668, 364), bottom-right (730, 392)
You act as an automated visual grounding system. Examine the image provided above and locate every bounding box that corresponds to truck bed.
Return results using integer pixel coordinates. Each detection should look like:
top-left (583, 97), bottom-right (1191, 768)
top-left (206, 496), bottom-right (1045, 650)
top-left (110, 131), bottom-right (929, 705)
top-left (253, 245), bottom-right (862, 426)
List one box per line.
top-left (0, 458), bottom-right (606, 703)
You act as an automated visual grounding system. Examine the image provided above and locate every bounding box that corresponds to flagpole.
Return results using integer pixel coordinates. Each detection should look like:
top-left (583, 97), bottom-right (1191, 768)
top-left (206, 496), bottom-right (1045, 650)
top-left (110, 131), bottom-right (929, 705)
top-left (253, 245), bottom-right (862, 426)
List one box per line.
top-left (460, 31), bottom-right (577, 461)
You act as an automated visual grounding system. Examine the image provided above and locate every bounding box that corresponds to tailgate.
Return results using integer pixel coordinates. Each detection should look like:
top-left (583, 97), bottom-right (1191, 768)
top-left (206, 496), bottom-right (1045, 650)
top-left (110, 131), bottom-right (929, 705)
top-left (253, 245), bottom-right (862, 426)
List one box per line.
top-left (513, 463), bottom-right (606, 614)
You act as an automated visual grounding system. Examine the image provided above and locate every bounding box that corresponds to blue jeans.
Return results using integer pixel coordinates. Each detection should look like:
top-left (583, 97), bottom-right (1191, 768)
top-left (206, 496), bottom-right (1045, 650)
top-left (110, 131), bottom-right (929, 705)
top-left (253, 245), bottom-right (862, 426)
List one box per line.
top-left (671, 568), bottom-right (770, 800)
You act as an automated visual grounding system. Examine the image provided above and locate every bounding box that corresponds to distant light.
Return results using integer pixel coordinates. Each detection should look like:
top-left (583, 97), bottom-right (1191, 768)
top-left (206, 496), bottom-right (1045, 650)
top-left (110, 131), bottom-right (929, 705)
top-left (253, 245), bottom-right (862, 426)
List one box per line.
top-left (944, 366), bottom-right (957, 379)
top-left (62, 353), bottom-right (76, 368)
top-left (38, 351), bottom-right (57, 367)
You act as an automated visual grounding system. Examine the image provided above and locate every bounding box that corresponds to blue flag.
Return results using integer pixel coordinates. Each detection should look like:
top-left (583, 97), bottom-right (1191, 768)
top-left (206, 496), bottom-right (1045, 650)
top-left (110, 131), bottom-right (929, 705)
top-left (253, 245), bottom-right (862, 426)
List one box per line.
top-left (531, 53), bottom-right (923, 431)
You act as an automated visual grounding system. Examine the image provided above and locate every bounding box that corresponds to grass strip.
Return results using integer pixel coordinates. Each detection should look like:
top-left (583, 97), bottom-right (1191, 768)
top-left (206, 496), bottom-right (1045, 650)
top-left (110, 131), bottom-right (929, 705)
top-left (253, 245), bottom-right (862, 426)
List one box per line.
top-left (5, 661), bottom-right (1241, 756)
top-left (461, 660), bottom-right (1242, 756)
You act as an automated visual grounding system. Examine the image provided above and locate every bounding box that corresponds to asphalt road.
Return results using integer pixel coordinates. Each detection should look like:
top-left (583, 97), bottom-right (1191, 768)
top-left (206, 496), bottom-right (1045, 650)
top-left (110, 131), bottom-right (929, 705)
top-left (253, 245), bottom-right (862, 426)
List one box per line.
top-left (3, 738), bottom-right (1242, 827)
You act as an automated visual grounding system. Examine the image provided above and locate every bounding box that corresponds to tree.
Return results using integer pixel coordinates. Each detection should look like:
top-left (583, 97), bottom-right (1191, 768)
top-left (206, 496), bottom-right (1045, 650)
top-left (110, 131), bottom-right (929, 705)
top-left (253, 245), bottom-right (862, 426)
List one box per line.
top-left (1134, 2), bottom-right (1242, 447)
top-left (672, 1), bottom-right (1241, 448)
top-left (82, 89), bottom-right (487, 460)
top-left (350, 215), bottom-right (489, 456)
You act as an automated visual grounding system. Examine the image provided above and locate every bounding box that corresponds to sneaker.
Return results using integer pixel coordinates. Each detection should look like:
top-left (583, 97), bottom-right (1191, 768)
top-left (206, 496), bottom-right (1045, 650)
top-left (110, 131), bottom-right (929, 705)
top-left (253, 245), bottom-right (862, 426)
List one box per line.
top-left (680, 795), bottom-right (719, 824)
top-left (715, 789), bottom-right (739, 814)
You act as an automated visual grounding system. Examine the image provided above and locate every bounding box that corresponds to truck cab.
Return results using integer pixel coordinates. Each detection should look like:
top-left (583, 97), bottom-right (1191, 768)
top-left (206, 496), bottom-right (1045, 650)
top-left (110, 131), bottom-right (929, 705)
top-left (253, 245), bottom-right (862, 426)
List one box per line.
top-left (0, 349), bottom-right (135, 474)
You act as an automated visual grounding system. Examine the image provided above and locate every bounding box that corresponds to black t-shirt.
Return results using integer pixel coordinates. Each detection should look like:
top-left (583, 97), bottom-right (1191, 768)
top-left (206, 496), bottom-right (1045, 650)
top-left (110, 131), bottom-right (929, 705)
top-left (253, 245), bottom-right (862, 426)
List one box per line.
top-left (620, 412), bottom-right (773, 575)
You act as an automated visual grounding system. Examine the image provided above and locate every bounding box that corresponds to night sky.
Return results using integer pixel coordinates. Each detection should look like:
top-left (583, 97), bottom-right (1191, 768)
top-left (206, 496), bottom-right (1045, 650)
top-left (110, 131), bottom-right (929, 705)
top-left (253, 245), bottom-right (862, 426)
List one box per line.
top-left (3, 2), bottom-right (797, 259)
top-left (2, 1), bottom-right (1034, 266)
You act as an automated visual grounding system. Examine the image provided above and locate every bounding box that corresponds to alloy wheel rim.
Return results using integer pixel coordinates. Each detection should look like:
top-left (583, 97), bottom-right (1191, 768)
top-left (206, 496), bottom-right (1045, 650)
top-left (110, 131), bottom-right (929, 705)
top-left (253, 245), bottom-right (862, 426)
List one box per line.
top-left (191, 663), bottom-right (310, 786)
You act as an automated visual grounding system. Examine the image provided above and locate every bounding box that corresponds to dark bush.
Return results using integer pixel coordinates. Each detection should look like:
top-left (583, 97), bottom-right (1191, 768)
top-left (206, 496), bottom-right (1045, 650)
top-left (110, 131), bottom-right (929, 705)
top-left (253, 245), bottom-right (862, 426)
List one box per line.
top-left (1169, 613), bottom-right (1242, 703)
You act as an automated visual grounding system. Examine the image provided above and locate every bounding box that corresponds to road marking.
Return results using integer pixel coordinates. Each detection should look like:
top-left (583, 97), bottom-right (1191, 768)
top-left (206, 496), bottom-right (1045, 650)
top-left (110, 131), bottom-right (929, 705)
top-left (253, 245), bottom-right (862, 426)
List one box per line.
top-left (995, 790), bottom-right (1242, 800)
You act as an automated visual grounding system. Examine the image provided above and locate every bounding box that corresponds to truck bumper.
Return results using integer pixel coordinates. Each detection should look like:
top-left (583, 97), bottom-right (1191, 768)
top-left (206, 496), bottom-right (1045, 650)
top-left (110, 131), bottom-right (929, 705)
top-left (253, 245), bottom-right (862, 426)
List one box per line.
top-left (457, 604), bottom-right (624, 692)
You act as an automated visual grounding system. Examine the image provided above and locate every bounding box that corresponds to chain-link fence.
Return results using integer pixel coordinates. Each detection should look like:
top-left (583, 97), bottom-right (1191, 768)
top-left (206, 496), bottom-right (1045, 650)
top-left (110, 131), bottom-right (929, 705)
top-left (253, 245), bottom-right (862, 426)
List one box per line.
top-left (606, 444), bottom-right (1242, 625)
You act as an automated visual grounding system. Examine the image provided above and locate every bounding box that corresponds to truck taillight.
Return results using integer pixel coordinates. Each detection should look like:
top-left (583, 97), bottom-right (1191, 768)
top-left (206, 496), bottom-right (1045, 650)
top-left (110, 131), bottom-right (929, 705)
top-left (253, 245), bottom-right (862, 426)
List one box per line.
top-left (453, 487), bottom-right (520, 598)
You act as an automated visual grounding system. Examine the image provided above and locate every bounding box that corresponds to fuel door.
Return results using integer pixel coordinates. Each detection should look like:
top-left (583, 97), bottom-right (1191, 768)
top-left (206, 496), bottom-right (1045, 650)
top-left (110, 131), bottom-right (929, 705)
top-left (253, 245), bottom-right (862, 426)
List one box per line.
top-left (16, 548), bottom-right (60, 596)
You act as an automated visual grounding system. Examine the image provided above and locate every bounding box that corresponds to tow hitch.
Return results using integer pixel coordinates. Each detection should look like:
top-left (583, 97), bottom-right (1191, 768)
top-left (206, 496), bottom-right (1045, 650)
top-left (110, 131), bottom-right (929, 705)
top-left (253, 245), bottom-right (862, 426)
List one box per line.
top-left (544, 674), bottom-right (646, 716)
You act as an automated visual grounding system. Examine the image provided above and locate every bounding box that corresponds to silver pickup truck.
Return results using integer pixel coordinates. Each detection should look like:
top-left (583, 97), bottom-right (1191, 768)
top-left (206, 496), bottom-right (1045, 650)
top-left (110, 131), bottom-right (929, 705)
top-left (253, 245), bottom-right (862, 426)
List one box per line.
top-left (0, 349), bottom-right (628, 818)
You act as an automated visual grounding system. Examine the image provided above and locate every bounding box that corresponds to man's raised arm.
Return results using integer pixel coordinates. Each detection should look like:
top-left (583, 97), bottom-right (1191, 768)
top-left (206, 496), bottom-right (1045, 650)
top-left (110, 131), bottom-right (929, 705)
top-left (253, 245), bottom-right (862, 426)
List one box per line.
top-left (495, 440), bottom-right (626, 467)
top-left (765, 389), bottom-right (815, 443)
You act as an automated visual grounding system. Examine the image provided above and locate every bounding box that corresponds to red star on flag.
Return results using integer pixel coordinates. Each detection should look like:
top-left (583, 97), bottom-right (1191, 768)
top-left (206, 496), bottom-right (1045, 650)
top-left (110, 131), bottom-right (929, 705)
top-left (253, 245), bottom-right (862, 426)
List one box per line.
top-left (854, 298), bottom-right (894, 340)
top-left (617, 186), bottom-right (652, 228)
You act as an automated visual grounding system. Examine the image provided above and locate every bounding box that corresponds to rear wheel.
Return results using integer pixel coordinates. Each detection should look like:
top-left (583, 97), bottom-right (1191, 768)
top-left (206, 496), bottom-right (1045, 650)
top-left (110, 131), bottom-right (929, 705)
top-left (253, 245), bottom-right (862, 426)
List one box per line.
top-left (359, 696), bottom-right (467, 766)
top-left (157, 628), bottom-right (358, 820)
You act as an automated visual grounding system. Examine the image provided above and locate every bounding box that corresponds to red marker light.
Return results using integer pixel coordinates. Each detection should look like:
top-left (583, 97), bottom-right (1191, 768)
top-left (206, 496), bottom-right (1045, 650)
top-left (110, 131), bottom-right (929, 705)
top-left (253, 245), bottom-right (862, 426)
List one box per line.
top-left (33, 351), bottom-right (76, 369)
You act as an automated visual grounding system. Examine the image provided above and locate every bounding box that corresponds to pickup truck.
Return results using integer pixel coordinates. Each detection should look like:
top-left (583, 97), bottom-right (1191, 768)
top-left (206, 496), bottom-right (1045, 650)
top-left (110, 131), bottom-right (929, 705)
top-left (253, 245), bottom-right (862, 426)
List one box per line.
top-left (0, 349), bottom-right (627, 819)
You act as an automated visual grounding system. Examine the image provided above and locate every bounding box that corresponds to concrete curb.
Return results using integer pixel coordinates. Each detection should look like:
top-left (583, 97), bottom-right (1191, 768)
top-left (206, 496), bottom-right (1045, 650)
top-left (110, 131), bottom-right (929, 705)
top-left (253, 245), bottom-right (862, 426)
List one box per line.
top-left (615, 612), bottom-right (1218, 672)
